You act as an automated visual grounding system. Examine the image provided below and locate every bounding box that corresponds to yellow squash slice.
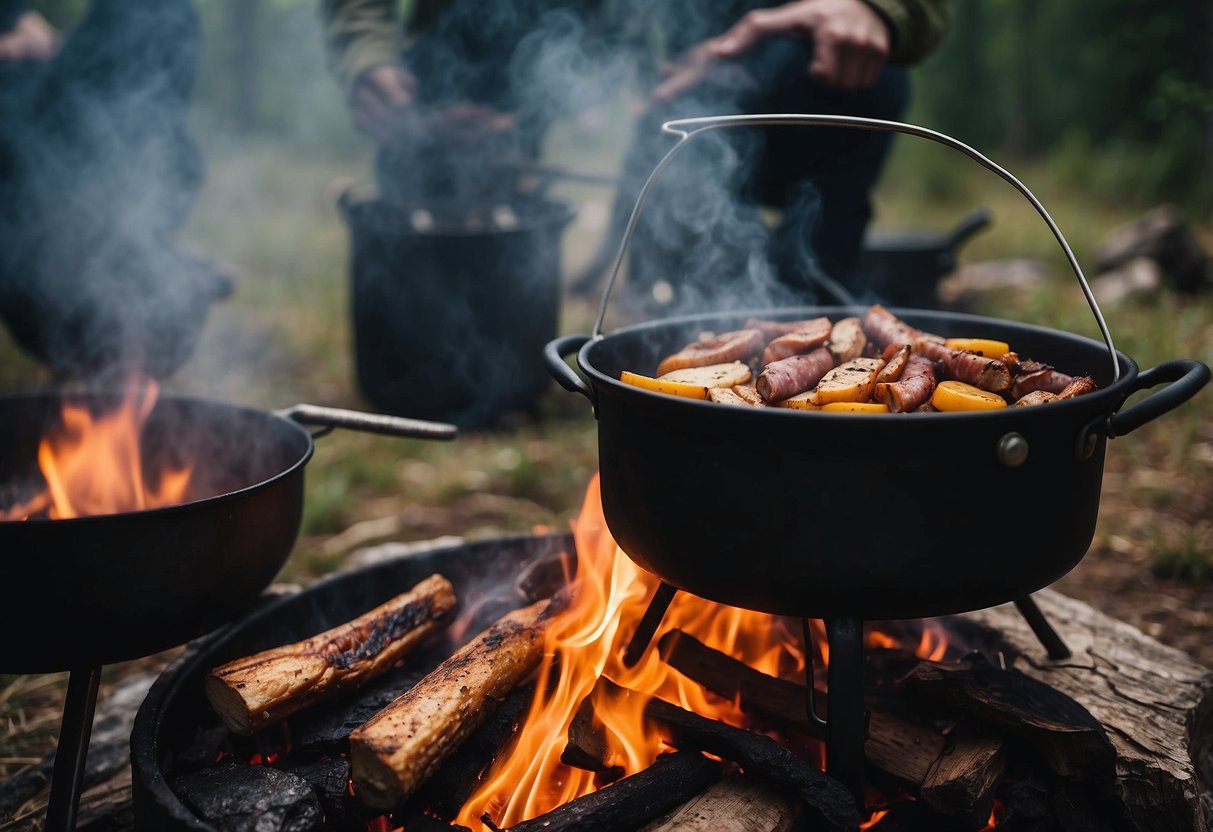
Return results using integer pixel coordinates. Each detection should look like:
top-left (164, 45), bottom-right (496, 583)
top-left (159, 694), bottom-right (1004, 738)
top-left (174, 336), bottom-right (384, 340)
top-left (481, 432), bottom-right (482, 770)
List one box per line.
top-left (931, 379), bottom-right (1008, 412)
top-left (945, 337), bottom-right (1011, 358)
top-left (808, 357), bottom-right (885, 406)
top-left (820, 401), bottom-right (891, 414)
top-left (621, 361), bottom-right (752, 400)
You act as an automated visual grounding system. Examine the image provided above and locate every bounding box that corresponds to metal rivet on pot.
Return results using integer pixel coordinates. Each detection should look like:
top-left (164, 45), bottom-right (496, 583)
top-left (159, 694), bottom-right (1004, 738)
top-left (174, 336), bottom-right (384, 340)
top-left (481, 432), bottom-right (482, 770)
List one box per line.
top-left (997, 432), bottom-right (1029, 467)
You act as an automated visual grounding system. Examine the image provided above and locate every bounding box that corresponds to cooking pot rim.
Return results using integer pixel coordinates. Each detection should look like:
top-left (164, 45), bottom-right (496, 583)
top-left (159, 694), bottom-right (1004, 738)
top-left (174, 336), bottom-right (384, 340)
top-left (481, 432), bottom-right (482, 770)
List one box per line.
top-left (577, 304), bottom-right (1139, 419)
top-left (0, 391), bottom-right (315, 526)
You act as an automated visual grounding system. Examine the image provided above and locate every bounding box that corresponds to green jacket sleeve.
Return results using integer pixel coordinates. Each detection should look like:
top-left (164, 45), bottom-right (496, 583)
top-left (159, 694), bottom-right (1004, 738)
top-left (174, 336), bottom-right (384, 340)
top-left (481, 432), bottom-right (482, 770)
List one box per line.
top-left (862, 0), bottom-right (951, 65)
top-left (319, 0), bottom-right (403, 97)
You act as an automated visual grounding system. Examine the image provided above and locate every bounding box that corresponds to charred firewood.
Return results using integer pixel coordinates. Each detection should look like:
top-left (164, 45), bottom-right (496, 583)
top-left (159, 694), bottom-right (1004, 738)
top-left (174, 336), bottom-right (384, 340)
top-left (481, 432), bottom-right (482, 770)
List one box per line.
top-left (290, 663), bottom-right (432, 753)
top-left (287, 757), bottom-right (368, 831)
top-left (897, 654), bottom-right (1116, 785)
top-left (497, 751), bottom-right (721, 832)
top-left (173, 757), bottom-right (323, 832)
top-left (406, 682), bottom-right (537, 820)
top-left (919, 731), bottom-right (1006, 824)
top-left (206, 574), bottom-right (458, 735)
top-left (657, 630), bottom-right (947, 790)
top-left (560, 690), bottom-right (624, 782)
top-left (515, 551), bottom-right (571, 603)
top-left (640, 694), bottom-right (859, 832)
top-left (349, 598), bottom-right (557, 811)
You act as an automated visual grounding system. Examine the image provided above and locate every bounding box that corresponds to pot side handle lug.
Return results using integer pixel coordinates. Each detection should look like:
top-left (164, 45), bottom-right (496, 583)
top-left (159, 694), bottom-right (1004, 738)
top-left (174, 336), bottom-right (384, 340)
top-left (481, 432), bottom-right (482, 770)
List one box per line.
top-left (544, 334), bottom-right (597, 413)
top-left (281, 404), bottom-right (458, 441)
top-left (1078, 360), bottom-right (1211, 456)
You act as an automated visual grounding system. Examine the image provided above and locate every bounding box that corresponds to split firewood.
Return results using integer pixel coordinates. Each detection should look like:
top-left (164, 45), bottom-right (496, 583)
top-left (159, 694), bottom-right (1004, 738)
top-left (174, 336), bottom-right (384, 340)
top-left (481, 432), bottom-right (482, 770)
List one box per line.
top-left (348, 598), bottom-right (556, 811)
top-left (205, 573), bottom-right (457, 736)
top-left (919, 731), bottom-right (1006, 824)
top-left (639, 775), bottom-right (798, 832)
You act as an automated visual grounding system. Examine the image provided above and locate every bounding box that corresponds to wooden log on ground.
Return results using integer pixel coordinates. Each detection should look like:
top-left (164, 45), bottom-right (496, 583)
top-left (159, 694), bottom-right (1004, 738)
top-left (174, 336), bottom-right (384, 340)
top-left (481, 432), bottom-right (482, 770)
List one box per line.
top-left (963, 588), bottom-right (1213, 832)
top-left (205, 574), bottom-right (457, 735)
top-left (657, 629), bottom-right (947, 790)
top-left (348, 598), bottom-right (555, 811)
top-left (499, 751), bottom-right (721, 832)
top-left (641, 694), bottom-right (859, 832)
top-left (919, 731), bottom-right (1006, 825)
top-left (638, 775), bottom-right (798, 832)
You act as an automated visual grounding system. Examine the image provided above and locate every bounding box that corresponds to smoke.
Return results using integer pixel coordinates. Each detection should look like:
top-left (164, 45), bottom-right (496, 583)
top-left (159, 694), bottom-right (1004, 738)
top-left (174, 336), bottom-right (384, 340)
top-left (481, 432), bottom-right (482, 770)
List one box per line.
top-left (0, 0), bottom-right (231, 386)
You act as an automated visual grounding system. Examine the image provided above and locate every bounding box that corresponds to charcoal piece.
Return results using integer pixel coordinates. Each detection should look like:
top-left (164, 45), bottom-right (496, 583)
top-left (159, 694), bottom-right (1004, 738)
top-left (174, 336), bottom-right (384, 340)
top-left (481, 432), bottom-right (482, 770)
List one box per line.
top-left (288, 757), bottom-right (369, 830)
top-left (175, 721), bottom-right (234, 772)
top-left (173, 757), bottom-right (323, 832)
top-left (500, 751), bottom-right (721, 832)
top-left (291, 664), bottom-right (428, 752)
top-left (997, 777), bottom-right (1056, 832)
top-left (641, 694), bottom-right (859, 832)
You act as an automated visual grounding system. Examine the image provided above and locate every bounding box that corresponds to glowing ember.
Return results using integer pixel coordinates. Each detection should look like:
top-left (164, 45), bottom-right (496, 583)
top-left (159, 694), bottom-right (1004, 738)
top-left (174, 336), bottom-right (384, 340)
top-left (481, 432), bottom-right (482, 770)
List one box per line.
top-left (0, 379), bottom-right (191, 520)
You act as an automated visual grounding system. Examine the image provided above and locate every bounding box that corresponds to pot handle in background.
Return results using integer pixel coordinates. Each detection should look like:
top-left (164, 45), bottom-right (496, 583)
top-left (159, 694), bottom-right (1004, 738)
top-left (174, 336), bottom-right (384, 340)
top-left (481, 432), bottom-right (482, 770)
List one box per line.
top-left (591, 114), bottom-right (1122, 387)
top-left (280, 404), bottom-right (457, 441)
top-left (946, 207), bottom-right (993, 251)
top-left (544, 334), bottom-right (597, 412)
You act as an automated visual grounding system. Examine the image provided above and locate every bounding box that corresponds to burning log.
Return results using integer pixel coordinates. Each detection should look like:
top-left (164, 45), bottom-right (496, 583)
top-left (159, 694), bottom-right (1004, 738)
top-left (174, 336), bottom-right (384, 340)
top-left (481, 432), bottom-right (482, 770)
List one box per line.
top-left (656, 630), bottom-right (947, 790)
top-left (641, 694), bottom-right (859, 831)
top-left (205, 574), bottom-right (457, 736)
top-left (499, 751), bottom-right (721, 832)
top-left (348, 598), bottom-right (556, 811)
top-left (560, 692), bottom-right (624, 781)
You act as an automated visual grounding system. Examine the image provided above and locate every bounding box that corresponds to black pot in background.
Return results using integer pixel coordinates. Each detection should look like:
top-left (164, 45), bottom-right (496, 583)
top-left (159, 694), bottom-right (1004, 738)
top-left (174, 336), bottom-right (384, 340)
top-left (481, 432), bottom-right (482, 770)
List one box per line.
top-left (339, 188), bottom-right (575, 430)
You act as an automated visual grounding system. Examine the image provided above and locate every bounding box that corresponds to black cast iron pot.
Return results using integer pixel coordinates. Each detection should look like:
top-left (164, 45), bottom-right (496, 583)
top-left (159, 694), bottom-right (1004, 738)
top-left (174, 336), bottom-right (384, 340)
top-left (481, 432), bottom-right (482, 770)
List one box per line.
top-left (339, 187), bottom-right (575, 430)
top-left (545, 114), bottom-right (1211, 621)
top-left (0, 393), bottom-right (456, 674)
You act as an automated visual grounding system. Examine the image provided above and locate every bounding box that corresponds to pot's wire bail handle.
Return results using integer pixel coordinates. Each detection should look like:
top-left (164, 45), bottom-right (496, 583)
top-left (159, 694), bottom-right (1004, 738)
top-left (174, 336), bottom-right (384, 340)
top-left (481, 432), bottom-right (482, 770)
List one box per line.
top-left (282, 404), bottom-right (458, 440)
top-left (591, 113), bottom-right (1120, 385)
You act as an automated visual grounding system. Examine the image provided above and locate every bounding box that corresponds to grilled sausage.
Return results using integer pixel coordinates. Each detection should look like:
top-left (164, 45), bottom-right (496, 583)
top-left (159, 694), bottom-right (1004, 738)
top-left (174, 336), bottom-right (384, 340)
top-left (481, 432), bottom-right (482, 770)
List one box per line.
top-left (745, 316), bottom-right (832, 341)
top-left (759, 317), bottom-right (833, 365)
top-left (862, 304), bottom-right (943, 351)
top-left (656, 328), bottom-right (765, 376)
top-left (756, 348), bottom-right (835, 402)
top-left (873, 354), bottom-right (937, 413)
top-left (827, 317), bottom-right (868, 364)
top-left (918, 340), bottom-right (1012, 393)
top-left (1011, 366), bottom-right (1075, 399)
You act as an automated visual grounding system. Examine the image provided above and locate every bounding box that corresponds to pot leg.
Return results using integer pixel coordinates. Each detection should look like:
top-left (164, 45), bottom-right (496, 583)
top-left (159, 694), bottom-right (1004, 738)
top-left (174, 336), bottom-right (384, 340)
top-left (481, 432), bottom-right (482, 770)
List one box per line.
top-left (45, 665), bottom-right (102, 832)
top-left (1014, 596), bottom-right (1072, 660)
top-left (622, 582), bottom-right (678, 667)
top-left (825, 618), bottom-right (867, 807)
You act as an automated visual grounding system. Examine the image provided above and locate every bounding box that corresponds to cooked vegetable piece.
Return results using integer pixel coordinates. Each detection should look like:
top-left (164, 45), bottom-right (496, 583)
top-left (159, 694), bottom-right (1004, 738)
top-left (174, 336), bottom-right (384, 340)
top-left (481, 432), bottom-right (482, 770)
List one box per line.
top-left (778, 390), bottom-right (821, 410)
top-left (1057, 375), bottom-right (1098, 399)
top-left (1012, 390), bottom-right (1059, 407)
top-left (708, 386), bottom-right (760, 406)
top-left (827, 317), bottom-right (867, 363)
top-left (931, 380), bottom-right (1008, 412)
top-left (808, 357), bottom-right (885, 406)
top-left (656, 328), bottom-right (764, 376)
top-left (945, 337), bottom-right (1011, 357)
top-left (730, 384), bottom-right (767, 406)
top-left (622, 362), bottom-right (752, 400)
top-left (875, 344), bottom-right (911, 384)
top-left (821, 401), bottom-right (890, 414)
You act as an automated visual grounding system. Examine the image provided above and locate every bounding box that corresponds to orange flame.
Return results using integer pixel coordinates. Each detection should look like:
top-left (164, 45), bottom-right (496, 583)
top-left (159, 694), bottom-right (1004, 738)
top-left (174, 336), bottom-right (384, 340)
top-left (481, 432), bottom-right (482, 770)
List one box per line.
top-left (1, 380), bottom-right (191, 520)
top-left (455, 474), bottom-right (807, 829)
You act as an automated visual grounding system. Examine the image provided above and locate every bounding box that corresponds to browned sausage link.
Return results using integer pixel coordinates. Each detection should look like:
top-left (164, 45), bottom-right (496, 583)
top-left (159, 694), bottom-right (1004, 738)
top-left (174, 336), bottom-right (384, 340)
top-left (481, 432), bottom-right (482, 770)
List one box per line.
top-left (861, 304), bottom-right (943, 351)
top-left (873, 354), bottom-right (937, 412)
top-left (918, 340), bottom-right (1011, 393)
top-left (744, 316), bottom-right (832, 341)
top-left (760, 318), bottom-right (833, 365)
top-left (756, 348), bottom-right (835, 402)
top-left (656, 328), bottom-right (765, 376)
top-left (1011, 367), bottom-right (1075, 399)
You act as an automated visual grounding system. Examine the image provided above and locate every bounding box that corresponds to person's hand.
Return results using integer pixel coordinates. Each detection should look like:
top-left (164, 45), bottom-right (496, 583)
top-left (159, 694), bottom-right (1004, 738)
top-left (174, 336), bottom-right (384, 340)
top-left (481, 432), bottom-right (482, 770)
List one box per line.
top-left (350, 63), bottom-right (419, 144)
top-left (651, 0), bottom-right (891, 102)
top-left (0, 10), bottom-right (60, 63)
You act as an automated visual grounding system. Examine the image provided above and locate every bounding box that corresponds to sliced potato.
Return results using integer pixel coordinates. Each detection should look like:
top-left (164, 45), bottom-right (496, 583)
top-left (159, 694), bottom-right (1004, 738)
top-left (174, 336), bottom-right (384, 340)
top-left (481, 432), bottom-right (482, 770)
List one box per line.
top-left (807, 357), bottom-right (885, 406)
top-left (821, 401), bottom-right (891, 414)
top-left (621, 361), bottom-right (752, 400)
top-left (945, 337), bottom-right (1011, 358)
top-left (932, 379), bottom-right (1008, 412)
top-left (827, 316), bottom-right (867, 363)
top-left (708, 386), bottom-right (763, 407)
top-left (778, 390), bottom-right (821, 410)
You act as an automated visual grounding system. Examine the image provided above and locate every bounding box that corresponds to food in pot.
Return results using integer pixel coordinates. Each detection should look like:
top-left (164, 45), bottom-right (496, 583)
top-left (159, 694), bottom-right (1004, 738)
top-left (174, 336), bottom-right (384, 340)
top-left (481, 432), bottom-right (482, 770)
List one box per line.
top-left (622, 305), bottom-right (1099, 413)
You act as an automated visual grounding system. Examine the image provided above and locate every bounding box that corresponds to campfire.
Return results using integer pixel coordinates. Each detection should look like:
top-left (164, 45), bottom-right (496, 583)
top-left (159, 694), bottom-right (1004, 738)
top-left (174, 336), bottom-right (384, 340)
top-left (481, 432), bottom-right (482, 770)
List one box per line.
top-left (127, 473), bottom-right (1213, 832)
top-left (0, 379), bottom-right (191, 521)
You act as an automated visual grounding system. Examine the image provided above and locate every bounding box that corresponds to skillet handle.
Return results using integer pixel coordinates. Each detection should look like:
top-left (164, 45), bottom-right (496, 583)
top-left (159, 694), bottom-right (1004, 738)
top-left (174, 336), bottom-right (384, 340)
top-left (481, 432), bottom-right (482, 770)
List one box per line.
top-left (1107, 360), bottom-right (1211, 439)
top-left (544, 334), bottom-right (597, 410)
top-left (281, 404), bottom-right (457, 440)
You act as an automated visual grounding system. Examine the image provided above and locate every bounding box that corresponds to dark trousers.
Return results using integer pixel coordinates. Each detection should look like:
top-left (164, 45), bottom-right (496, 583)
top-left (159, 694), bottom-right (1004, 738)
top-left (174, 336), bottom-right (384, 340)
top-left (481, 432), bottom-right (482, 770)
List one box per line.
top-left (0, 0), bottom-right (224, 381)
top-left (613, 36), bottom-right (910, 317)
